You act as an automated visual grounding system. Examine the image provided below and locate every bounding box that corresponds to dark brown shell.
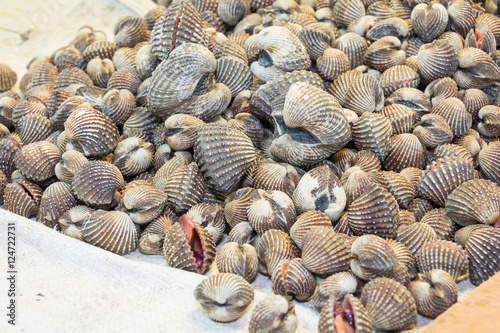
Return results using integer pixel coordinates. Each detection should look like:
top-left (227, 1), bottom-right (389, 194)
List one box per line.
top-left (72, 161), bottom-right (124, 208)
top-left (165, 162), bottom-right (204, 213)
top-left (14, 141), bottom-right (61, 181)
top-left (271, 258), bottom-right (316, 301)
top-left (415, 240), bottom-right (468, 281)
top-left (37, 181), bottom-right (76, 228)
top-left (139, 214), bottom-right (175, 255)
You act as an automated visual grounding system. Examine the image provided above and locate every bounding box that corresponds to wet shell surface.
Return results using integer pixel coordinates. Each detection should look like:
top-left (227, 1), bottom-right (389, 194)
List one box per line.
top-left (397, 222), bottom-right (438, 256)
top-left (194, 273), bottom-right (254, 322)
top-left (14, 141), bottom-right (61, 181)
top-left (360, 277), bottom-right (417, 331)
top-left (290, 210), bottom-right (331, 249)
top-left (82, 210), bottom-right (139, 255)
top-left (37, 181), bottom-right (76, 228)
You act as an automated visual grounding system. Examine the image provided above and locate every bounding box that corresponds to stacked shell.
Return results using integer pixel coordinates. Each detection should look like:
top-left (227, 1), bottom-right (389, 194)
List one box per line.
top-left (2, 0), bottom-right (500, 330)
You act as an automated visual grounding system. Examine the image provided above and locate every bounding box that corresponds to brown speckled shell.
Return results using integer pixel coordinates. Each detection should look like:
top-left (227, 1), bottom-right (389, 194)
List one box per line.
top-left (272, 258), bottom-right (316, 301)
top-left (257, 229), bottom-right (300, 277)
top-left (165, 162), bottom-right (204, 213)
top-left (139, 214), bottom-right (175, 255)
top-left (14, 141), bottom-right (61, 182)
top-left (397, 222), bottom-right (438, 256)
top-left (248, 294), bottom-right (297, 333)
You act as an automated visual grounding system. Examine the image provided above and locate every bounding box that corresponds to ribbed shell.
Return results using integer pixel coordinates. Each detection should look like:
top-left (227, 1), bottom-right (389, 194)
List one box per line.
top-left (250, 70), bottom-right (322, 123)
top-left (37, 181), bottom-right (76, 228)
top-left (82, 41), bottom-right (117, 62)
top-left (381, 104), bottom-right (416, 134)
top-left (0, 64), bottom-right (17, 91)
top-left (421, 209), bottom-right (456, 241)
top-left (101, 89), bottom-right (136, 125)
top-left (16, 113), bottom-right (53, 145)
top-left (121, 185), bottom-right (167, 225)
top-left (301, 226), bottom-right (350, 275)
top-left (479, 141), bottom-right (500, 185)
top-left (333, 0), bottom-right (366, 28)
top-left (194, 273), bottom-right (254, 322)
top-left (151, 0), bottom-right (208, 61)
top-left (466, 228), bottom-right (500, 286)
top-left (14, 141), bottom-right (61, 181)
top-left (139, 215), bottom-right (174, 255)
top-left (364, 36), bottom-right (405, 72)
top-left (72, 161), bottom-right (124, 207)
top-left (148, 43), bottom-right (230, 121)
top-left (310, 271), bottom-right (358, 311)
top-left (345, 74), bottom-right (385, 115)
top-left (454, 224), bottom-right (492, 248)
top-left (298, 23), bottom-right (336, 60)
top-left (454, 47), bottom-right (500, 89)
top-left (379, 65), bottom-right (420, 97)
top-left (12, 101), bottom-right (47, 127)
top-left (247, 189), bottom-right (296, 235)
top-left (187, 202), bottom-right (226, 243)
top-left (417, 40), bottom-right (458, 84)
top-left (316, 48), bottom-right (351, 81)
top-left (257, 229), bottom-right (300, 277)
top-left (381, 171), bottom-right (416, 208)
top-left (216, 242), bottom-right (258, 282)
top-left (319, 295), bottom-right (373, 333)
top-left (410, 269), bottom-right (458, 319)
top-left (112, 137), bottom-right (154, 177)
top-left (194, 123), bottom-right (255, 194)
top-left (347, 184), bottom-right (399, 238)
top-left (290, 210), bottom-right (332, 249)
top-left (248, 294), bottom-right (298, 333)
top-left (415, 241), bottom-right (468, 281)
top-left (163, 216), bottom-right (216, 274)
top-left (397, 222), bottom-right (437, 256)
top-left (417, 157), bottom-right (474, 206)
top-left (224, 187), bottom-right (253, 228)
top-left (352, 112), bottom-right (392, 161)
top-left (82, 210), bottom-right (139, 255)
top-left (252, 162), bottom-right (300, 197)
top-left (351, 235), bottom-right (397, 277)
top-left (165, 162), bottom-right (204, 213)
top-left (384, 133), bottom-right (425, 172)
top-left (478, 105), bottom-right (500, 138)
top-left (445, 179), bottom-right (500, 226)
top-left (64, 107), bottom-right (119, 157)
top-left (26, 62), bottom-right (58, 91)
top-left (271, 258), bottom-right (316, 301)
top-left (251, 26), bottom-right (311, 82)
top-left (55, 146), bottom-right (87, 183)
top-left (58, 205), bottom-right (94, 241)
top-left (114, 16), bottom-right (147, 48)
top-left (0, 135), bottom-right (22, 178)
top-left (215, 57), bottom-right (253, 97)
top-left (361, 278), bottom-right (417, 331)
top-left (431, 97), bottom-right (471, 137)
top-left (3, 180), bottom-right (42, 218)
top-left (412, 3), bottom-right (449, 43)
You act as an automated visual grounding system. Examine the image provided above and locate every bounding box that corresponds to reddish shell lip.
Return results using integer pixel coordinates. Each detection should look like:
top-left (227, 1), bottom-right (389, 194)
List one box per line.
top-left (179, 214), bottom-right (205, 273)
top-left (422, 241), bottom-right (466, 256)
top-left (333, 296), bottom-right (356, 333)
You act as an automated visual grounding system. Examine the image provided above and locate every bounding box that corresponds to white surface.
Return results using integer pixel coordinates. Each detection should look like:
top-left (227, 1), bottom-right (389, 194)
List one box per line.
top-left (0, 209), bottom-right (319, 332)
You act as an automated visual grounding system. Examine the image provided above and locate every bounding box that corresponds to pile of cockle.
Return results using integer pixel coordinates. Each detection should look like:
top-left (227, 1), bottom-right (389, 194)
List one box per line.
top-left (1, 0), bottom-right (500, 330)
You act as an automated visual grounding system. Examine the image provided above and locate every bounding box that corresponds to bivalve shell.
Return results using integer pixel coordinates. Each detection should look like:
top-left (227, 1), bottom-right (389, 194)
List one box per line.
top-left (466, 228), bottom-right (500, 286)
top-left (248, 294), bottom-right (297, 333)
top-left (415, 240), bottom-right (468, 281)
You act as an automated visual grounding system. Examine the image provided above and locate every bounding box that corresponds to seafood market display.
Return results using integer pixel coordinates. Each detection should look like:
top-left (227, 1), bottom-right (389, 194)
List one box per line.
top-left (2, 0), bottom-right (500, 330)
